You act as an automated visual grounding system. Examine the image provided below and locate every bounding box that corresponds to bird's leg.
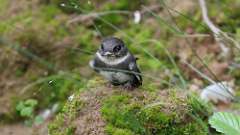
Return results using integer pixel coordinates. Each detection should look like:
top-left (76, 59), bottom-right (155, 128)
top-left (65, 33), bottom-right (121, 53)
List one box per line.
top-left (122, 82), bottom-right (135, 90)
top-left (106, 82), bottom-right (114, 88)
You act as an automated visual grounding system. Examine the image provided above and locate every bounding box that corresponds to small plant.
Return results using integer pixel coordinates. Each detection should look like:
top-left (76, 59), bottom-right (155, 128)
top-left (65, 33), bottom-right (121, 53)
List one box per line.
top-left (16, 99), bottom-right (43, 126)
top-left (209, 112), bottom-right (240, 135)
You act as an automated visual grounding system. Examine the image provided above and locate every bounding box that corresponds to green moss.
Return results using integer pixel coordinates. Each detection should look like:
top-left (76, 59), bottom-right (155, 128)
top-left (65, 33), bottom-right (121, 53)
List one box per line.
top-left (48, 91), bottom-right (85, 135)
top-left (48, 113), bottom-right (76, 135)
top-left (105, 125), bottom-right (135, 135)
top-left (47, 78), bottom-right (105, 134)
top-left (142, 82), bottom-right (159, 92)
top-left (47, 80), bottom-right (214, 135)
top-left (101, 95), bottom-right (146, 134)
top-left (187, 95), bottom-right (212, 117)
top-left (101, 90), bottom-right (210, 135)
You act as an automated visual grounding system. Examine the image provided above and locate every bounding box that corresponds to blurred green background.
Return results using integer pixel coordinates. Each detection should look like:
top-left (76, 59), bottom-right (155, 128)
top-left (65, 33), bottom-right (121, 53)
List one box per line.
top-left (0, 0), bottom-right (240, 135)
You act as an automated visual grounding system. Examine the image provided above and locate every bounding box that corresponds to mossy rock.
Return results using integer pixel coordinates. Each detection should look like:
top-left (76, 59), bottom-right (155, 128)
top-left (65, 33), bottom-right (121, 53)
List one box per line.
top-left (48, 79), bottom-right (212, 135)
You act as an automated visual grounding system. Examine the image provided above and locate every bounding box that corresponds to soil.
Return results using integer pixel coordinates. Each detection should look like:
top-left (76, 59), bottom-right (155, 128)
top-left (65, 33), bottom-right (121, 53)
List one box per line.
top-left (0, 124), bottom-right (33, 135)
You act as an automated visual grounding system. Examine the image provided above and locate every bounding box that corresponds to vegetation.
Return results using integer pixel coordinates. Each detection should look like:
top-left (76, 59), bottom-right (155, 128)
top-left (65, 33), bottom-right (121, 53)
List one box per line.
top-left (101, 92), bottom-right (209, 135)
top-left (0, 0), bottom-right (240, 135)
top-left (48, 80), bottom-right (212, 135)
top-left (209, 112), bottom-right (240, 135)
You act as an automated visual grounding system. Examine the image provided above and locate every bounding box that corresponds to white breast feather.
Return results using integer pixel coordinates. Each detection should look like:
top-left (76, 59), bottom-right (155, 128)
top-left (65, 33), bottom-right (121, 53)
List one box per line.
top-left (96, 52), bottom-right (130, 65)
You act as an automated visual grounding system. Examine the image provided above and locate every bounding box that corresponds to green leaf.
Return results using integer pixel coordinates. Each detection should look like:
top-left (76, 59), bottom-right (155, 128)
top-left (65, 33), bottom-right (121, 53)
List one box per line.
top-left (16, 101), bottom-right (25, 111)
top-left (20, 107), bottom-right (33, 117)
top-left (34, 115), bottom-right (44, 125)
top-left (209, 112), bottom-right (240, 135)
top-left (24, 120), bottom-right (33, 127)
top-left (25, 99), bottom-right (38, 107)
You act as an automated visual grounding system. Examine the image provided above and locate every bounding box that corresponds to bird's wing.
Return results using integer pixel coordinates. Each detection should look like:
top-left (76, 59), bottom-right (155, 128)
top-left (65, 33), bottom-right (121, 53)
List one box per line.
top-left (128, 61), bottom-right (142, 85)
top-left (89, 57), bottom-right (101, 72)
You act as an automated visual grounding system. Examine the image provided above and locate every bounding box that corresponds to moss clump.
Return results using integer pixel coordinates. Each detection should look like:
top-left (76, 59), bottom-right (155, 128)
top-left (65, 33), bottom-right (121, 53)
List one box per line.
top-left (48, 79), bottom-right (213, 135)
top-left (105, 125), bottom-right (135, 135)
top-left (101, 90), bottom-right (211, 135)
top-left (48, 78), bottom-right (104, 135)
top-left (48, 90), bottom-right (85, 135)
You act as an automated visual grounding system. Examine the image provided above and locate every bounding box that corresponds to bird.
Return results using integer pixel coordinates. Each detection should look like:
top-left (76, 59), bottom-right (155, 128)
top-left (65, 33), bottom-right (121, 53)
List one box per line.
top-left (89, 37), bottom-right (142, 89)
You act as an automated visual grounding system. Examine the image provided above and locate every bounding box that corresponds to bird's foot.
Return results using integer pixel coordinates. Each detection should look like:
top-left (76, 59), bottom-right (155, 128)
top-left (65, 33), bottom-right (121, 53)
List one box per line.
top-left (106, 82), bottom-right (114, 88)
top-left (122, 82), bottom-right (135, 90)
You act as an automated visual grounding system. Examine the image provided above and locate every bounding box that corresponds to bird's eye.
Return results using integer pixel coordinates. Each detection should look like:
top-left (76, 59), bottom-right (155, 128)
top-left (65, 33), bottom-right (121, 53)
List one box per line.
top-left (113, 45), bottom-right (121, 52)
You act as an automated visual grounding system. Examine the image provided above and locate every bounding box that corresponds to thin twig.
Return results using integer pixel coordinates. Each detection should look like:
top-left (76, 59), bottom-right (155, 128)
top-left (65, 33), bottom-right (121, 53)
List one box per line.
top-left (158, 0), bottom-right (234, 98)
top-left (177, 34), bottom-right (210, 38)
top-left (67, 10), bottom-right (131, 25)
top-left (67, 5), bottom-right (161, 25)
top-left (198, 0), bottom-right (228, 54)
top-left (182, 61), bottom-right (215, 84)
top-left (182, 61), bottom-right (234, 98)
top-left (198, 0), bottom-right (240, 56)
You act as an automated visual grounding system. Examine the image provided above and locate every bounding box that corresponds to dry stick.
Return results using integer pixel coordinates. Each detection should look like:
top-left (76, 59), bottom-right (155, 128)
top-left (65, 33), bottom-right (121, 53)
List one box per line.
top-left (198, 0), bottom-right (228, 55)
top-left (198, 0), bottom-right (240, 56)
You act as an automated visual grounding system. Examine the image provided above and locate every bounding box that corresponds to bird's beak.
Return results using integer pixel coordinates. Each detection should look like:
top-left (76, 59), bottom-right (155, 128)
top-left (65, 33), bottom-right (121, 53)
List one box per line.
top-left (102, 51), bottom-right (113, 56)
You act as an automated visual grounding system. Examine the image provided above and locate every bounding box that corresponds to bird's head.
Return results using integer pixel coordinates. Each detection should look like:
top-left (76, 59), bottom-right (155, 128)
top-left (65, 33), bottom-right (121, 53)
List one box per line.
top-left (99, 37), bottom-right (128, 58)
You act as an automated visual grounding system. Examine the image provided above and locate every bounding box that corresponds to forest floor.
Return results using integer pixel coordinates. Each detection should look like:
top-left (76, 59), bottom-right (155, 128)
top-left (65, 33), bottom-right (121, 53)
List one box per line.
top-left (0, 0), bottom-right (240, 135)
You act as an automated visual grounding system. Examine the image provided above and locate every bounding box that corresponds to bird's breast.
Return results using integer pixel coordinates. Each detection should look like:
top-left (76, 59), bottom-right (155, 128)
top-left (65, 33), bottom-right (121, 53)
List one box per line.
top-left (99, 71), bottom-right (131, 84)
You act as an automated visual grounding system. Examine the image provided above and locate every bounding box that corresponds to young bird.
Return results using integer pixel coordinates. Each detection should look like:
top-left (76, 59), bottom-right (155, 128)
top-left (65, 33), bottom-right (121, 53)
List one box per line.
top-left (89, 37), bottom-right (142, 89)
